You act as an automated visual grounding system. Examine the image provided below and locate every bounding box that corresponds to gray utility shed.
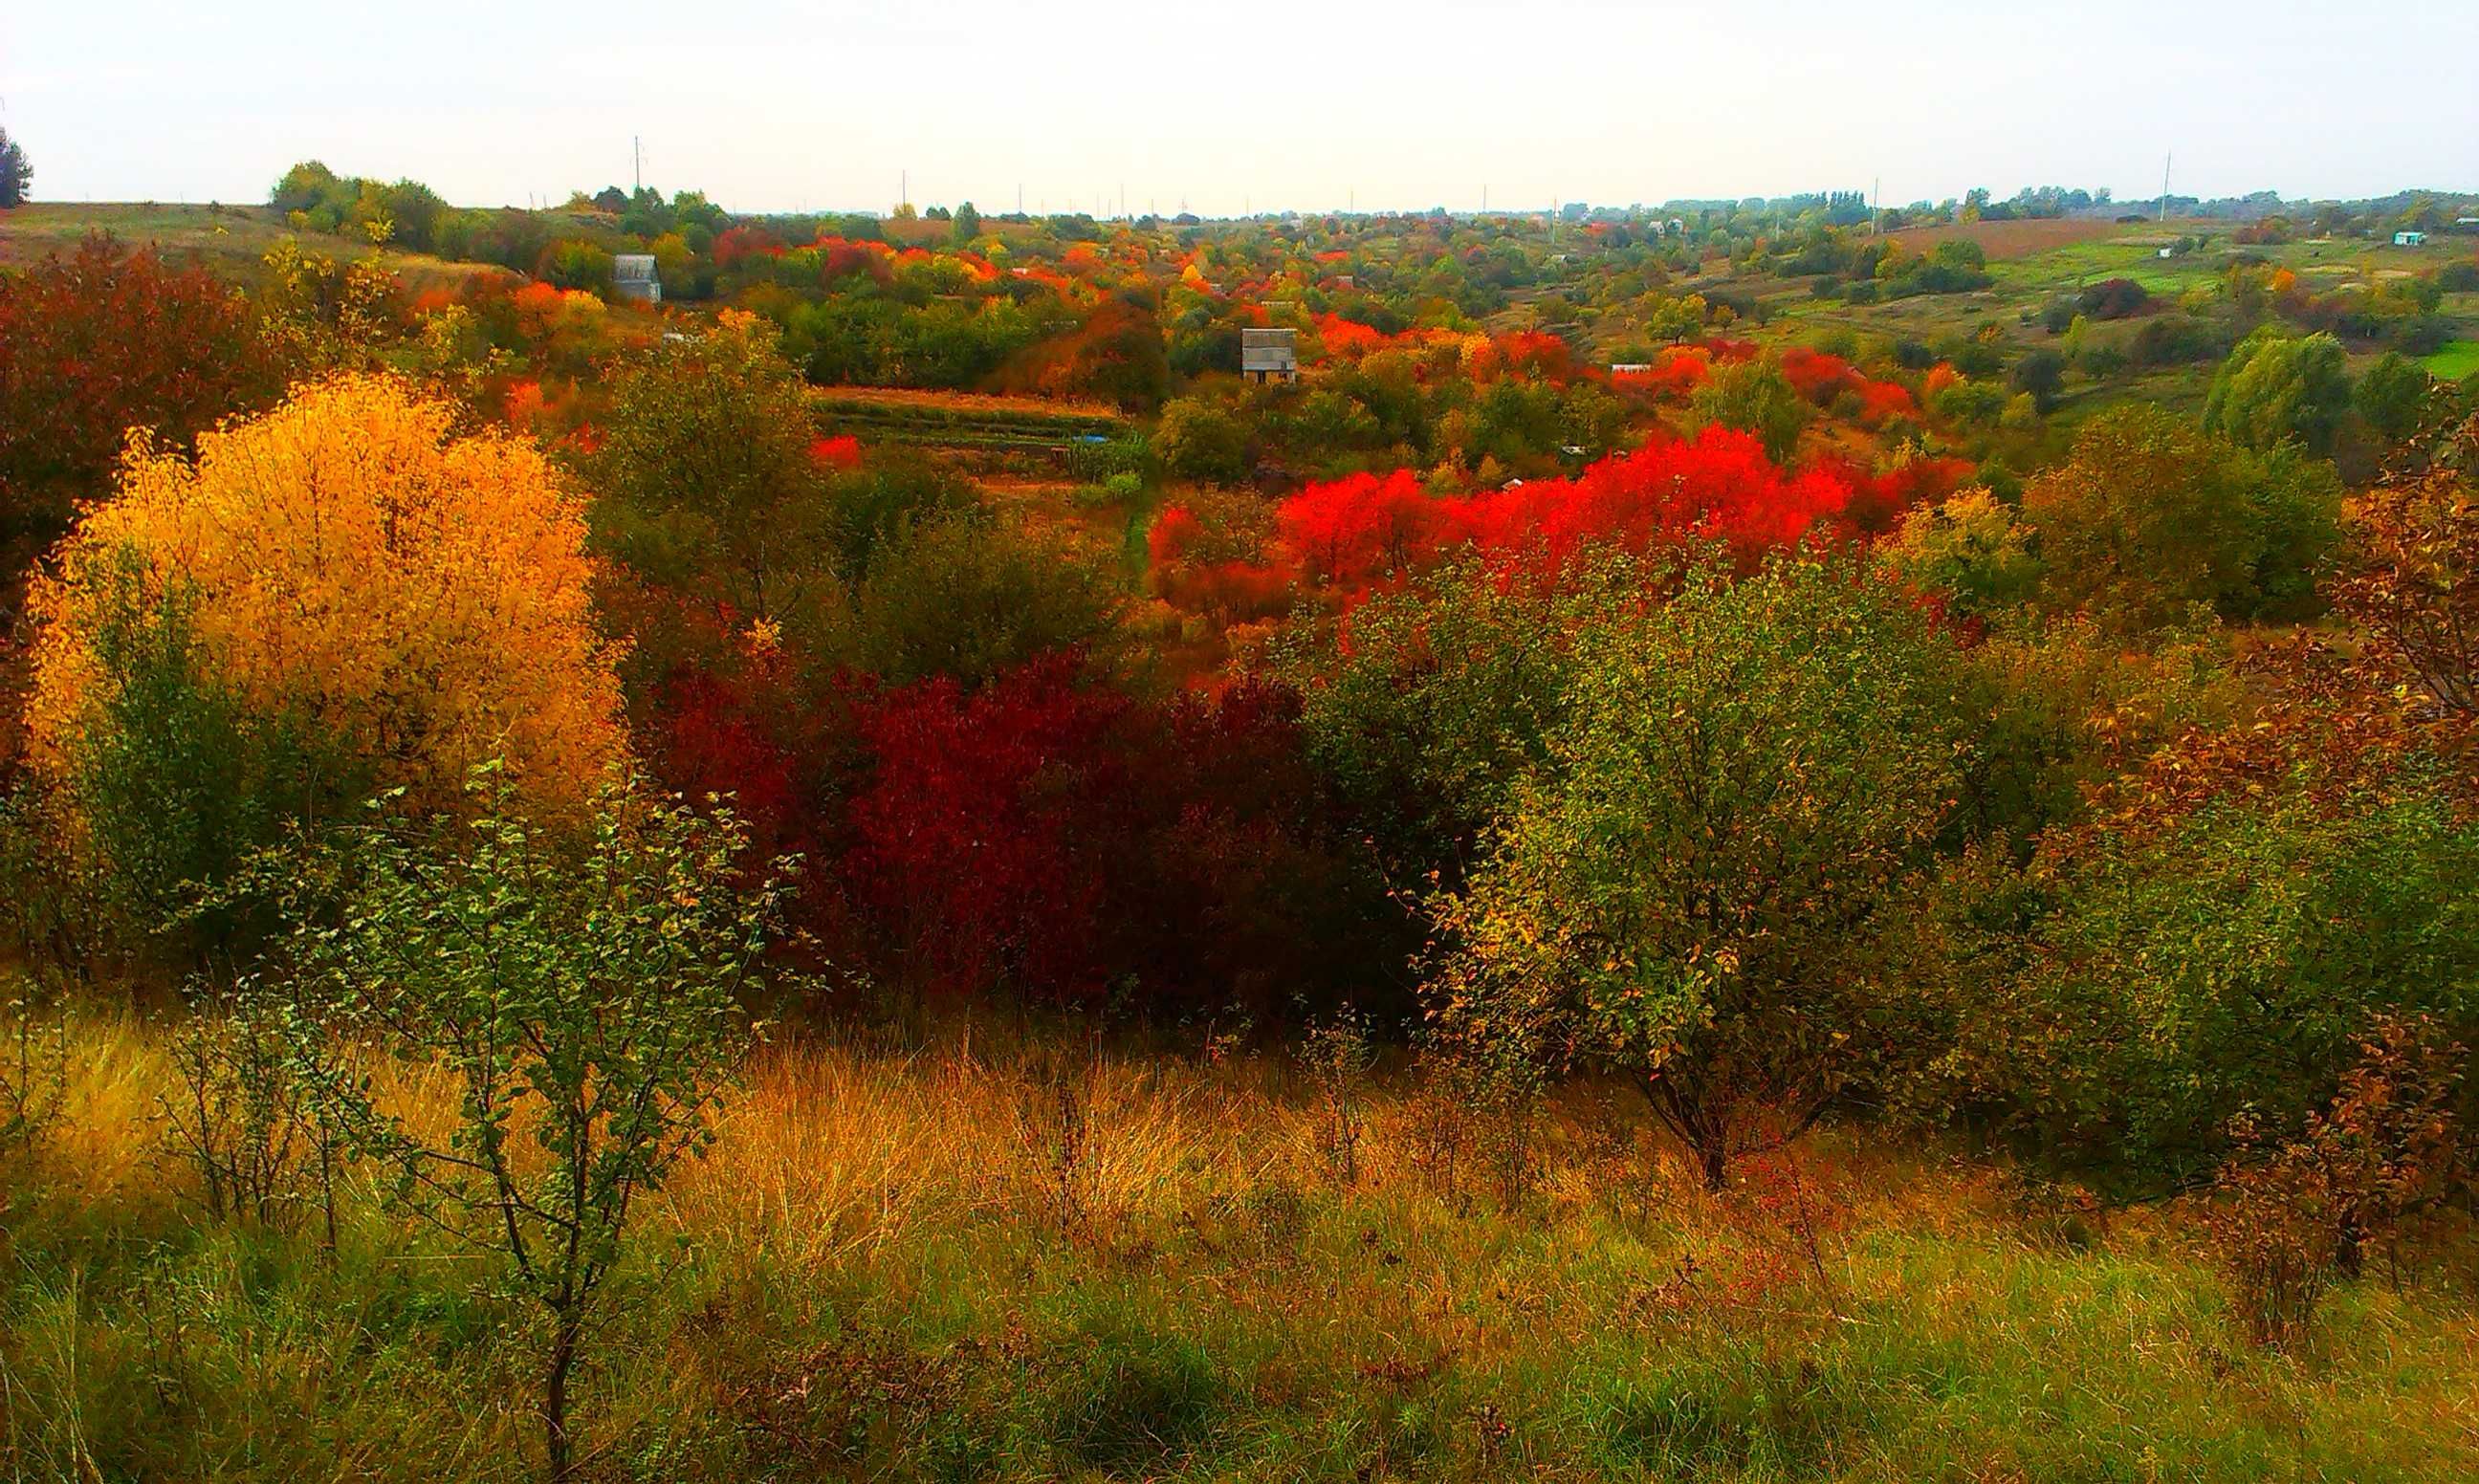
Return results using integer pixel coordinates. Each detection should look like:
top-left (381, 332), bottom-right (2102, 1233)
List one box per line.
top-left (1241, 326), bottom-right (1299, 382)
top-left (612, 253), bottom-right (663, 303)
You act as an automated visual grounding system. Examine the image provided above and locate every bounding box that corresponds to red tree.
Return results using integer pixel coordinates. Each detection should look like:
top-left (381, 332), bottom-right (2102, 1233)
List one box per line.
top-left (0, 233), bottom-right (286, 555)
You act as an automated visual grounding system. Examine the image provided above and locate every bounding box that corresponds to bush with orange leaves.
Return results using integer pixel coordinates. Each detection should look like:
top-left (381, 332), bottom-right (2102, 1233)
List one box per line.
top-left (26, 374), bottom-right (626, 833)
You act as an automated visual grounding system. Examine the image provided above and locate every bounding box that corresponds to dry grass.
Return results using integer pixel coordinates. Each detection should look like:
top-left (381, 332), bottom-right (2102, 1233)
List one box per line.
top-left (4, 1011), bottom-right (2475, 1481)
top-left (1881, 217), bottom-right (2155, 262)
top-left (0, 202), bottom-right (514, 292)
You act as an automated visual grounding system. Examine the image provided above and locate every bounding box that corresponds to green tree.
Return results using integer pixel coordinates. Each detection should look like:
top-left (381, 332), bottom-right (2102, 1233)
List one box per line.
top-left (1155, 397), bottom-right (1252, 484)
top-left (1689, 358), bottom-right (1810, 463)
top-left (2025, 404), bottom-right (2339, 632)
top-left (2205, 325), bottom-right (2353, 454)
top-left (270, 768), bottom-right (801, 1482)
top-left (0, 127), bottom-right (31, 208)
top-left (536, 239), bottom-right (616, 295)
top-left (845, 513), bottom-right (1124, 689)
top-left (587, 313), bottom-right (840, 629)
top-left (1431, 556), bottom-right (1967, 1188)
top-left (2354, 352), bottom-right (2432, 443)
top-left (2009, 348), bottom-right (2068, 411)
top-left (1265, 552), bottom-right (1643, 890)
top-left (1977, 716), bottom-right (2479, 1191)
top-left (951, 200), bottom-right (982, 244)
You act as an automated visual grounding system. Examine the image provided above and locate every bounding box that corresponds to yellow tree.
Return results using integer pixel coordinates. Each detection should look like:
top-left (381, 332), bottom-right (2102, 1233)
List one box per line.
top-left (28, 374), bottom-right (625, 818)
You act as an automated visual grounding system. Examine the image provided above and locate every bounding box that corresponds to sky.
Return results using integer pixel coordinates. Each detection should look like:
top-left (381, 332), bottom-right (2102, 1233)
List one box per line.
top-left (6, 1), bottom-right (2475, 218)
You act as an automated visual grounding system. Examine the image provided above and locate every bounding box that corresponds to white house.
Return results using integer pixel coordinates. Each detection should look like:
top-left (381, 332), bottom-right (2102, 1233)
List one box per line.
top-left (1240, 326), bottom-right (1298, 382)
top-left (612, 253), bottom-right (663, 303)
top-left (2393, 230), bottom-right (2427, 248)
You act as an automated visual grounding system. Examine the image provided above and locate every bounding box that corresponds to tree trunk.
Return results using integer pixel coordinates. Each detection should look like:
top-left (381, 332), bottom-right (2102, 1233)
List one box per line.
top-left (1700, 1140), bottom-right (1728, 1192)
top-left (544, 1310), bottom-right (581, 1484)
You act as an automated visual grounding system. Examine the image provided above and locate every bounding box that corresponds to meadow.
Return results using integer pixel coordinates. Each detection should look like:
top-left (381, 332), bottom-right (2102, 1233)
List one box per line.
top-left (5, 1011), bottom-right (2475, 1483)
top-left (2423, 339), bottom-right (2479, 380)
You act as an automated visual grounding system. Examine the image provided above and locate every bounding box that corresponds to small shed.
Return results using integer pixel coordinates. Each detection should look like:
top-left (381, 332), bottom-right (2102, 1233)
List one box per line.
top-left (1241, 326), bottom-right (1299, 382)
top-left (2393, 230), bottom-right (2427, 248)
top-left (612, 253), bottom-right (663, 303)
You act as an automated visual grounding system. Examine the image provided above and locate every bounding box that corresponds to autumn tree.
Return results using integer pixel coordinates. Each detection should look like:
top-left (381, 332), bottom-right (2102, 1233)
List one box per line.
top-left (1974, 645), bottom-right (2479, 1189)
top-left (1878, 487), bottom-right (2039, 620)
top-left (2024, 404), bottom-right (2339, 633)
top-left (1431, 555), bottom-right (1967, 1188)
top-left (27, 375), bottom-right (625, 837)
top-left (2331, 411), bottom-right (2479, 713)
top-left (0, 234), bottom-right (287, 564)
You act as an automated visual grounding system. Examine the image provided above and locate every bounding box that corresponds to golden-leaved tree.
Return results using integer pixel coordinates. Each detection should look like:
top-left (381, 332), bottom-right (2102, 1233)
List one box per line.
top-left (28, 373), bottom-right (625, 820)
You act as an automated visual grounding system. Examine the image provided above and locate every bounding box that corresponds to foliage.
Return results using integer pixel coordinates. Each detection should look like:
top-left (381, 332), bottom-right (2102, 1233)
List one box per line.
top-left (845, 514), bottom-right (1125, 690)
top-left (33, 559), bottom-right (358, 959)
top-left (268, 767), bottom-right (795, 1480)
top-left (2330, 412), bottom-right (2479, 713)
top-left (2205, 1015), bottom-right (2470, 1344)
top-left (27, 375), bottom-right (625, 821)
top-left (1972, 646), bottom-right (2479, 1189)
top-left (1155, 397), bottom-right (1252, 484)
top-left (2204, 326), bottom-right (2353, 455)
top-left (0, 127), bottom-right (28, 207)
top-left (0, 234), bottom-right (287, 558)
top-left (1689, 358), bottom-right (1810, 463)
top-left (1265, 552), bottom-right (1646, 890)
top-left (1430, 556), bottom-right (1967, 1186)
top-left (845, 661), bottom-right (1367, 1013)
top-left (587, 311), bottom-right (843, 626)
top-left (1877, 487), bottom-right (2039, 620)
top-left (2023, 404), bottom-right (2339, 632)
top-left (2354, 352), bottom-right (2433, 443)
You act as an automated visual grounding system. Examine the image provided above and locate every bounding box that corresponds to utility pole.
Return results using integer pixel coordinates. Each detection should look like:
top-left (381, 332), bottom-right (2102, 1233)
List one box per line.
top-left (901, 168), bottom-right (909, 214)
top-left (2160, 153), bottom-right (2172, 224)
top-left (1872, 176), bottom-right (1880, 234)
top-left (632, 136), bottom-right (641, 193)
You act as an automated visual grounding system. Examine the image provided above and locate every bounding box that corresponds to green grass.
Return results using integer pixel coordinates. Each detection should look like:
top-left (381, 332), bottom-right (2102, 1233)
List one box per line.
top-left (3, 1015), bottom-right (2473, 1481)
top-left (2420, 340), bottom-right (2479, 382)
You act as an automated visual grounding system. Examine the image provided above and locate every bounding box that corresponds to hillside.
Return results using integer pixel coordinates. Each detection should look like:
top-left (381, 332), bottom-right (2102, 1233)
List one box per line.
top-left (0, 201), bottom-right (514, 290)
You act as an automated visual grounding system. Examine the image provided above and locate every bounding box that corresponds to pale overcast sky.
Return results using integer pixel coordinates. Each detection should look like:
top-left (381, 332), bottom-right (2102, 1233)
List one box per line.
top-left (6, 1), bottom-right (2474, 216)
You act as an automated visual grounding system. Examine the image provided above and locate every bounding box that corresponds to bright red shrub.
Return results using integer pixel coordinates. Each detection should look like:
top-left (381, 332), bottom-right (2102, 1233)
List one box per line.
top-left (809, 434), bottom-right (863, 469)
top-left (1854, 380), bottom-right (1919, 426)
top-left (1277, 469), bottom-right (1451, 590)
top-left (1315, 314), bottom-right (1393, 357)
top-left (1273, 427), bottom-right (1860, 600)
top-left (713, 225), bottom-right (787, 268)
top-left (1781, 346), bottom-right (1866, 405)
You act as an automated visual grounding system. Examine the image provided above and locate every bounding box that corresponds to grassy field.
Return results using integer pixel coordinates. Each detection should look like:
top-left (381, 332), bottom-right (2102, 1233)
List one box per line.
top-left (2422, 340), bottom-right (2479, 381)
top-left (0, 202), bottom-right (511, 289)
top-left (3, 1012), bottom-right (2473, 1481)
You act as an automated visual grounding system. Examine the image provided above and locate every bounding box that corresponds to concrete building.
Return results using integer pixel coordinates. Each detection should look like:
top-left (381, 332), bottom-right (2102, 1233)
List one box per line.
top-left (1241, 326), bottom-right (1299, 382)
top-left (612, 253), bottom-right (663, 303)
